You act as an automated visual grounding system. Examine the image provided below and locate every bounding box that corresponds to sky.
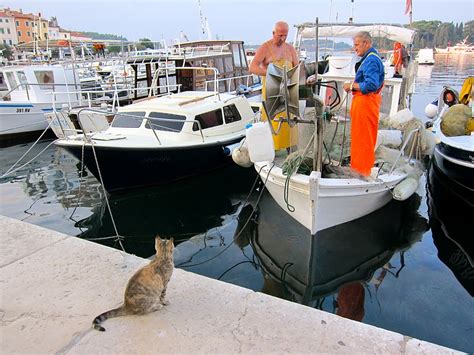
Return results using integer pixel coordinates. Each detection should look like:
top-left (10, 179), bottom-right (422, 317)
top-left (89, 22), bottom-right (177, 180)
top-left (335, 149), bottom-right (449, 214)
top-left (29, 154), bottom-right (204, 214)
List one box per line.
top-left (3, 0), bottom-right (473, 45)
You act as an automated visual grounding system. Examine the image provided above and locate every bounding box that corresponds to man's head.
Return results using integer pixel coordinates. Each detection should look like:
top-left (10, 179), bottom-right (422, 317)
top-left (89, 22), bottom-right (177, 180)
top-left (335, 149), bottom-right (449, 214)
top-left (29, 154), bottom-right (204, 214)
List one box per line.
top-left (272, 21), bottom-right (289, 47)
top-left (353, 31), bottom-right (373, 57)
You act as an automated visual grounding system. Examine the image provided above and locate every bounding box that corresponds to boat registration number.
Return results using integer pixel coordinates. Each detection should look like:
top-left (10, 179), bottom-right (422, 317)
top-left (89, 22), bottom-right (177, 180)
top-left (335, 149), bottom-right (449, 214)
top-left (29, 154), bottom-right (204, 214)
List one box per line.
top-left (16, 108), bottom-right (31, 113)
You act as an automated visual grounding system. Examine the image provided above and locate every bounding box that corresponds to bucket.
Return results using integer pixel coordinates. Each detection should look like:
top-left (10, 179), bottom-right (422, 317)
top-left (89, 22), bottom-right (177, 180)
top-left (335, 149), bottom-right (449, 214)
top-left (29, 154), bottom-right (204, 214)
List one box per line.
top-left (245, 122), bottom-right (275, 163)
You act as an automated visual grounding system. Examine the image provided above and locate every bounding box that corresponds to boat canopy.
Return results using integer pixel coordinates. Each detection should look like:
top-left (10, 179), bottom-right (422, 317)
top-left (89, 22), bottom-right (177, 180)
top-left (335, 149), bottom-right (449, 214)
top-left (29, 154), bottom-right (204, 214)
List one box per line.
top-left (296, 24), bottom-right (416, 45)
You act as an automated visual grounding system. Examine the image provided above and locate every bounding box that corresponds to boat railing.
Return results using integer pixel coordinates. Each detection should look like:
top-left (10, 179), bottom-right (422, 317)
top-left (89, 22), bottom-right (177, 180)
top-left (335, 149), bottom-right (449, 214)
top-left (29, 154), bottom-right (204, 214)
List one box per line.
top-left (50, 83), bottom-right (183, 112)
top-left (388, 127), bottom-right (421, 174)
top-left (0, 82), bottom-right (82, 104)
top-left (54, 107), bottom-right (206, 145)
top-left (150, 66), bottom-right (220, 99)
top-left (203, 74), bottom-right (259, 93)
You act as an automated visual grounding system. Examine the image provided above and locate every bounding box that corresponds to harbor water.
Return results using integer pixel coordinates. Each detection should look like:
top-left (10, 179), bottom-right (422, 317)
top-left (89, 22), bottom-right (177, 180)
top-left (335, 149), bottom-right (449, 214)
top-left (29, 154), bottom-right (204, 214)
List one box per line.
top-left (0, 55), bottom-right (473, 352)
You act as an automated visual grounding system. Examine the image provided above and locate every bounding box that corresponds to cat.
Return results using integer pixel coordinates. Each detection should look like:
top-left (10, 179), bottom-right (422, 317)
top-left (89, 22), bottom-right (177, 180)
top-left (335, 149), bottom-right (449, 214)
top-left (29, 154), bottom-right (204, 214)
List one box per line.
top-left (92, 236), bottom-right (174, 331)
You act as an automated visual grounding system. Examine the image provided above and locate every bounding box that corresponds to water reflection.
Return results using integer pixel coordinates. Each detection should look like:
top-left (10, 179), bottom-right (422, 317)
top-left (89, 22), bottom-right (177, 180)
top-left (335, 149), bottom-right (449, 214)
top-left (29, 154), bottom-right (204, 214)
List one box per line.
top-left (427, 160), bottom-right (474, 296)
top-left (75, 165), bottom-right (257, 257)
top-left (238, 192), bottom-right (428, 320)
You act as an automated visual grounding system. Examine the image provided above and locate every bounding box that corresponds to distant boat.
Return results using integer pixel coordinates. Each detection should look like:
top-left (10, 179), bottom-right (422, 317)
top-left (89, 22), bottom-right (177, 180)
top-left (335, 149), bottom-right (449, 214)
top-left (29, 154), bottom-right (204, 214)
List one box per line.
top-left (435, 38), bottom-right (474, 55)
top-left (416, 48), bottom-right (435, 65)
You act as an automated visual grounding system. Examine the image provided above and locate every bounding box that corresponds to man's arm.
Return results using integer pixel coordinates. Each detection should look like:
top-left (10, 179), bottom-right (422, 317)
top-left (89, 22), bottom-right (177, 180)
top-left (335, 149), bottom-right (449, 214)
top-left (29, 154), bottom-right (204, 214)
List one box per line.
top-left (290, 46), bottom-right (299, 67)
top-left (249, 43), bottom-right (268, 76)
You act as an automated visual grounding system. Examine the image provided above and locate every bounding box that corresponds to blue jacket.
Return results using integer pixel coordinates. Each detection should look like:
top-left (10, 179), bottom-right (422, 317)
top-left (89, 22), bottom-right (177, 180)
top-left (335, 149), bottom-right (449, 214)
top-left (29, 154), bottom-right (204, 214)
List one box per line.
top-left (354, 47), bottom-right (384, 94)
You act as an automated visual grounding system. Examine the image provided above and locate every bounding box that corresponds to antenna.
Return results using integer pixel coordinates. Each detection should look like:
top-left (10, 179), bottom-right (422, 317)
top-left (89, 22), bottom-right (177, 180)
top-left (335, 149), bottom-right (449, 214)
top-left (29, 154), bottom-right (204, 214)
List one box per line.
top-left (197, 0), bottom-right (212, 40)
top-left (349, 0), bottom-right (354, 24)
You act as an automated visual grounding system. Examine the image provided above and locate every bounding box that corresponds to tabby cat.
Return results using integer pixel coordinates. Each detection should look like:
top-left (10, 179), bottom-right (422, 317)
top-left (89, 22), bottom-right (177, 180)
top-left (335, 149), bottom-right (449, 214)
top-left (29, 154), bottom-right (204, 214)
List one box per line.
top-left (92, 236), bottom-right (174, 331)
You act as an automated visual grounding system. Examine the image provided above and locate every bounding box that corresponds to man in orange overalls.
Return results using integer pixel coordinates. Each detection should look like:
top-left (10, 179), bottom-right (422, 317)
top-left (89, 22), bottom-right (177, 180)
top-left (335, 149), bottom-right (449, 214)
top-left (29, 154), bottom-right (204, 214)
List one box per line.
top-left (343, 31), bottom-right (385, 176)
top-left (250, 21), bottom-right (299, 152)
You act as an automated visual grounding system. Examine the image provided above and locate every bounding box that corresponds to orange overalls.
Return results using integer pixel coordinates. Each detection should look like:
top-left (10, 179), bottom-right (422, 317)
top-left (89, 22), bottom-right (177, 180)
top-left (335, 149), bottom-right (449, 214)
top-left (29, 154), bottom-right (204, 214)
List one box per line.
top-left (350, 53), bottom-right (383, 176)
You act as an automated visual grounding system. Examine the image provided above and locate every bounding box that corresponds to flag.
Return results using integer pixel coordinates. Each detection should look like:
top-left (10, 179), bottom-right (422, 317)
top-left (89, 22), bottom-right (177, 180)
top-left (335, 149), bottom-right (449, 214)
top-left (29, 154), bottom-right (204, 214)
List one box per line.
top-left (404, 0), bottom-right (412, 15)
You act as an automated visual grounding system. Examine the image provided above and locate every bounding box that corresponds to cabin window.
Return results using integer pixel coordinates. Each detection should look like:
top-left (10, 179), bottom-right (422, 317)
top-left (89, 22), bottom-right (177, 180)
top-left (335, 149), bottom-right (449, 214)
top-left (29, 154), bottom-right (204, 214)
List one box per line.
top-left (232, 44), bottom-right (242, 67)
top-left (215, 58), bottom-right (224, 74)
top-left (34, 70), bottom-right (54, 90)
top-left (17, 71), bottom-right (29, 91)
top-left (224, 57), bottom-right (233, 72)
top-left (145, 112), bottom-right (186, 132)
top-left (193, 109), bottom-right (223, 131)
top-left (111, 111), bottom-right (146, 128)
top-left (223, 104), bottom-right (242, 124)
top-left (5, 72), bottom-right (18, 89)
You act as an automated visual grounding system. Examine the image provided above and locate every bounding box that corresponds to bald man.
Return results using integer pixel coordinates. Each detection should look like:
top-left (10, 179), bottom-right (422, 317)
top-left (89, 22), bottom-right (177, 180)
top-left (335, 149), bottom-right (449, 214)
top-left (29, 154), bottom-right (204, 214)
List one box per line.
top-left (249, 21), bottom-right (298, 76)
top-left (250, 21), bottom-right (299, 152)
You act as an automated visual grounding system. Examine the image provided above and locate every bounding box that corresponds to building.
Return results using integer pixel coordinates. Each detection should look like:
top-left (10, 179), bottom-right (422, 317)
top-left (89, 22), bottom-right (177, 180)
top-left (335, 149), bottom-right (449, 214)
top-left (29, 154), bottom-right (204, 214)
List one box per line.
top-left (7, 9), bottom-right (34, 44)
top-left (0, 11), bottom-right (18, 46)
top-left (48, 17), bottom-right (60, 40)
top-left (36, 15), bottom-right (49, 41)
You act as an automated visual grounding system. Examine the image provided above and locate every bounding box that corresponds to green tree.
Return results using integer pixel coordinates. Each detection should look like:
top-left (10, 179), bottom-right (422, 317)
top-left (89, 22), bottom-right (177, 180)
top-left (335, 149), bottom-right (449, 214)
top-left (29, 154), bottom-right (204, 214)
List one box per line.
top-left (138, 38), bottom-right (154, 49)
top-left (463, 20), bottom-right (474, 42)
top-left (0, 44), bottom-right (12, 59)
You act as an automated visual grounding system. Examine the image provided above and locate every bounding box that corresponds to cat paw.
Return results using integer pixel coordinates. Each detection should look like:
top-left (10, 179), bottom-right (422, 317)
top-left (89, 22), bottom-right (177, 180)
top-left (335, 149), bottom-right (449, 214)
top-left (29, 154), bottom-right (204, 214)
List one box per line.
top-left (161, 300), bottom-right (170, 306)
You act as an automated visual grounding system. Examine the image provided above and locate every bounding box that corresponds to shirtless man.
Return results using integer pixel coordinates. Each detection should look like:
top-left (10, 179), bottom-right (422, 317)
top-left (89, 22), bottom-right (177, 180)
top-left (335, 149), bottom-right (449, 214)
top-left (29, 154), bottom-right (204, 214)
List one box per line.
top-left (249, 21), bottom-right (299, 76)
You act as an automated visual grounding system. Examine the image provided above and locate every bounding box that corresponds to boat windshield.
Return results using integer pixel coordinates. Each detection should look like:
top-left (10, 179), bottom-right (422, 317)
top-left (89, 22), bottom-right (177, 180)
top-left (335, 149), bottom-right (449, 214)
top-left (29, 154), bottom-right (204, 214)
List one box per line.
top-left (145, 112), bottom-right (187, 132)
top-left (111, 112), bottom-right (146, 128)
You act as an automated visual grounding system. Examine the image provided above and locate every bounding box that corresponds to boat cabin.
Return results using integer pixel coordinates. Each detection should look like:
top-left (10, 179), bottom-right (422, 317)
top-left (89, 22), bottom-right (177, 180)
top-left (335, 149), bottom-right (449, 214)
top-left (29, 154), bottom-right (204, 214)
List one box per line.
top-left (0, 64), bottom-right (81, 104)
top-left (126, 40), bottom-right (260, 100)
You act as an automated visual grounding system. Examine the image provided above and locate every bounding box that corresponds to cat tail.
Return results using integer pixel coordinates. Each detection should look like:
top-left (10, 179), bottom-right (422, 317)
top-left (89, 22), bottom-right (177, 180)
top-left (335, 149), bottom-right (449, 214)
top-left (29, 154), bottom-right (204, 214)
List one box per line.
top-left (92, 305), bottom-right (129, 331)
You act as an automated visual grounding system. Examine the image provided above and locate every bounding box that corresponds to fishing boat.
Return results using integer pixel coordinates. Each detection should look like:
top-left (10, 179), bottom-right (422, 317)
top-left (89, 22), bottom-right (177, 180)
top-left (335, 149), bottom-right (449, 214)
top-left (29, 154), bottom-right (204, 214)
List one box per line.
top-left (126, 40), bottom-right (261, 101)
top-left (53, 73), bottom-right (256, 192)
top-left (0, 64), bottom-right (81, 141)
top-left (425, 82), bottom-right (474, 190)
top-left (246, 22), bottom-right (434, 234)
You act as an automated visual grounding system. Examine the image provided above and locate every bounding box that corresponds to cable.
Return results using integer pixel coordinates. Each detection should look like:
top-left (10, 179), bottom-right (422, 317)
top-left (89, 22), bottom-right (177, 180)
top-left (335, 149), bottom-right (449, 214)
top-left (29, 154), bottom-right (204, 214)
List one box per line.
top-left (177, 163), bottom-right (275, 268)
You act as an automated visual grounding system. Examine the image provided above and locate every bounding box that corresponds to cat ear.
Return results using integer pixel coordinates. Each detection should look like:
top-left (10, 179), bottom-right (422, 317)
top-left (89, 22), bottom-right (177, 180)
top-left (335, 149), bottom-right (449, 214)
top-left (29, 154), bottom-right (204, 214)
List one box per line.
top-left (169, 237), bottom-right (174, 244)
top-left (155, 234), bottom-right (162, 241)
top-left (155, 237), bottom-right (162, 252)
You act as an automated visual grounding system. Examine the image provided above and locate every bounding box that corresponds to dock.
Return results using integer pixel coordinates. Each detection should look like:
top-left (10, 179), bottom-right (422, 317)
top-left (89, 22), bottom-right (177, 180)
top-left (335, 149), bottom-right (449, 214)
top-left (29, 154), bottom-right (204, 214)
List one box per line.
top-left (0, 215), bottom-right (462, 354)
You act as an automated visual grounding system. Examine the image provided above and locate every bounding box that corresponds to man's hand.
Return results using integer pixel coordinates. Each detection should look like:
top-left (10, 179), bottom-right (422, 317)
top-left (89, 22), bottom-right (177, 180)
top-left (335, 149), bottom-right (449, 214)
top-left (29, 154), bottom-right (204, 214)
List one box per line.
top-left (306, 74), bottom-right (316, 85)
top-left (343, 82), bottom-right (351, 92)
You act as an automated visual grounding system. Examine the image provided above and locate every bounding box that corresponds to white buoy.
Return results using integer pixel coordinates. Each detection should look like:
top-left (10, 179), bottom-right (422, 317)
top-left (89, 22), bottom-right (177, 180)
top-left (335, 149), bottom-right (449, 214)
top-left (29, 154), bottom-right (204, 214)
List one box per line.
top-left (424, 101), bottom-right (438, 119)
top-left (392, 177), bottom-right (418, 201)
top-left (231, 140), bottom-right (253, 168)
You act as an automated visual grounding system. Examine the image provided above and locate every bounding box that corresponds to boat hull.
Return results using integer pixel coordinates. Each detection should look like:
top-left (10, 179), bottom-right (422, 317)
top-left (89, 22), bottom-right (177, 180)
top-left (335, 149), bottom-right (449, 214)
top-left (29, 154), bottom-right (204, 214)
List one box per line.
top-left (255, 162), bottom-right (405, 234)
top-left (433, 143), bottom-right (474, 190)
top-left (59, 137), bottom-right (243, 192)
top-left (0, 103), bottom-right (51, 136)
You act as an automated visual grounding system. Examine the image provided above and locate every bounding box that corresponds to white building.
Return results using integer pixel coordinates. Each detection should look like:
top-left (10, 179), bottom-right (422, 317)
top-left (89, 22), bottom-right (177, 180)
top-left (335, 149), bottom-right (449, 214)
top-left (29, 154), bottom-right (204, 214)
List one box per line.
top-left (0, 11), bottom-right (18, 46)
top-left (48, 25), bottom-right (60, 40)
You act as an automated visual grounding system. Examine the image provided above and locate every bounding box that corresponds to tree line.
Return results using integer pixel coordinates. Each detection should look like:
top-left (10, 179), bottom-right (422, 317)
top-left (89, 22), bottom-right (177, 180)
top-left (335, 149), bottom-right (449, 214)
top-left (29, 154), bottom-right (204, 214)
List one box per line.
top-left (410, 20), bottom-right (473, 49)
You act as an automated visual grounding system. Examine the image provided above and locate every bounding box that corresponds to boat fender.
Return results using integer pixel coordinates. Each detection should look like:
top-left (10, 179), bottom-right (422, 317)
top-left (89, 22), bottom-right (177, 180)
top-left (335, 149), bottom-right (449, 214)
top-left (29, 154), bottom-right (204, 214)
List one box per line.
top-left (223, 142), bottom-right (241, 156)
top-left (392, 177), bottom-right (418, 201)
top-left (245, 122), bottom-right (275, 163)
top-left (231, 140), bottom-right (253, 168)
top-left (375, 130), bottom-right (402, 150)
top-left (424, 99), bottom-right (438, 119)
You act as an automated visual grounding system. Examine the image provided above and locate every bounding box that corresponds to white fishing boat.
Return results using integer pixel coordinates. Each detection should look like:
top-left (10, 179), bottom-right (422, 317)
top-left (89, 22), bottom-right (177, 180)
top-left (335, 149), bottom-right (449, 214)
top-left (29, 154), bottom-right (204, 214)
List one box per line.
top-left (52, 72), bottom-right (256, 192)
top-left (0, 64), bottom-right (81, 140)
top-left (246, 22), bottom-right (433, 234)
